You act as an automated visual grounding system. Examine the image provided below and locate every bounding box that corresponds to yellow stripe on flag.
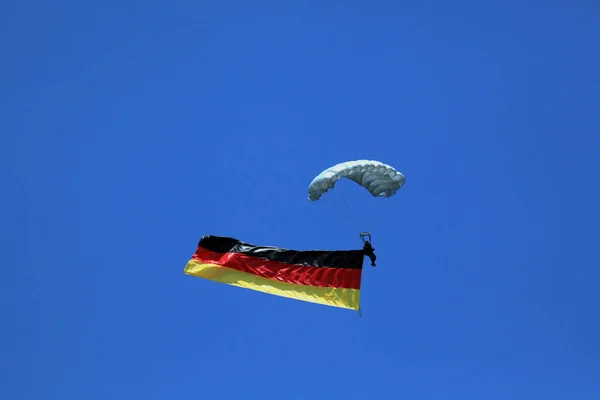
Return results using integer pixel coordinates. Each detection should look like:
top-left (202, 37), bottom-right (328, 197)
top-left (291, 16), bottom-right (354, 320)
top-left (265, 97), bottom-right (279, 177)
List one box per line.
top-left (184, 260), bottom-right (360, 310)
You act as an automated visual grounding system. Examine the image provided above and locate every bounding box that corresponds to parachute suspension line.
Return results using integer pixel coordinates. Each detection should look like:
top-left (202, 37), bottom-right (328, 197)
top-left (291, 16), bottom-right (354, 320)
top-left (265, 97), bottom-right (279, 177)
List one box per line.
top-left (331, 194), bottom-right (372, 242)
top-left (332, 197), bottom-right (355, 235)
top-left (343, 196), bottom-right (350, 209)
top-left (341, 194), bottom-right (362, 236)
top-left (329, 193), bottom-right (355, 235)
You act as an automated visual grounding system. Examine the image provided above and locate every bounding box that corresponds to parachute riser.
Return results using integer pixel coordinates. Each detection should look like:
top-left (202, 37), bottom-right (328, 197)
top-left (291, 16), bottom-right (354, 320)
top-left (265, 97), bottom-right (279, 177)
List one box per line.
top-left (359, 232), bottom-right (372, 244)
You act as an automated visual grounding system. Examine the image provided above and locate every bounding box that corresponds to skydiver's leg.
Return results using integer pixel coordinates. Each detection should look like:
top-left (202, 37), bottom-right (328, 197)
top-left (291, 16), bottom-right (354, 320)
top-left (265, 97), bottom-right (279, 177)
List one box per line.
top-left (365, 249), bottom-right (376, 266)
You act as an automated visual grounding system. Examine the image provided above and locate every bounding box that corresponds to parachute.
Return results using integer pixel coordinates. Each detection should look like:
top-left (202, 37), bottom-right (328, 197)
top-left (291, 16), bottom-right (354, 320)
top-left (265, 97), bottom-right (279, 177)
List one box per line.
top-left (184, 160), bottom-right (406, 313)
top-left (307, 160), bottom-right (405, 201)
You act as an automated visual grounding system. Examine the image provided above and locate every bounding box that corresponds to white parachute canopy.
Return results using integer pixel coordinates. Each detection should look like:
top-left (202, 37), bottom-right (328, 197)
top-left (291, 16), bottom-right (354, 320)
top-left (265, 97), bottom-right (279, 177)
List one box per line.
top-left (307, 160), bottom-right (405, 201)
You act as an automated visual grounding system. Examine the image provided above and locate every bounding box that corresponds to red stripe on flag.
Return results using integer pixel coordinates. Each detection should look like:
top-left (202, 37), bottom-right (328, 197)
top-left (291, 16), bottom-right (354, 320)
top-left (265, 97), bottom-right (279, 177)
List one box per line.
top-left (192, 247), bottom-right (362, 289)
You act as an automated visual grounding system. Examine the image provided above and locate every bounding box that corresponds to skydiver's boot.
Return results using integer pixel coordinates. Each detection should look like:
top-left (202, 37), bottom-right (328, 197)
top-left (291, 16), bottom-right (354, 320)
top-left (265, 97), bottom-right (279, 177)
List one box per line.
top-left (367, 252), bottom-right (376, 266)
top-left (369, 253), bottom-right (376, 267)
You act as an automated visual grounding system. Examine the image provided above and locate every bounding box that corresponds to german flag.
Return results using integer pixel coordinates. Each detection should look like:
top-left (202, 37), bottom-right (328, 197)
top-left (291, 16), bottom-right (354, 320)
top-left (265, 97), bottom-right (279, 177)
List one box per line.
top-left (184, 235), bottom-right (366, 310)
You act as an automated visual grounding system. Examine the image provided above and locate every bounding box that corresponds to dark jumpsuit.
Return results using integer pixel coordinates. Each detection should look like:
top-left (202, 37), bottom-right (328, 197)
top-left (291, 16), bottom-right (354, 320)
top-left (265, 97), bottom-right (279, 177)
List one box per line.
top-left (363, 241), bottom-right (376, 266)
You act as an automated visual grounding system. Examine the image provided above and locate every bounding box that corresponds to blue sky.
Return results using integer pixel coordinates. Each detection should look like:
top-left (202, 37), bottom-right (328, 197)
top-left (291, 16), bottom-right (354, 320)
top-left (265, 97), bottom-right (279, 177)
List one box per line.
top-left (2, 1), bottom-right (599, 399)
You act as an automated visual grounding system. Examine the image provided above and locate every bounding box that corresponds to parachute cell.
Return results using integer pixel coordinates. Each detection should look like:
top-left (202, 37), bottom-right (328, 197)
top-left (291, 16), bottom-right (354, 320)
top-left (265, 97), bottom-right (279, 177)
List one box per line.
top-left (308, 160), bottom-right (405, 201)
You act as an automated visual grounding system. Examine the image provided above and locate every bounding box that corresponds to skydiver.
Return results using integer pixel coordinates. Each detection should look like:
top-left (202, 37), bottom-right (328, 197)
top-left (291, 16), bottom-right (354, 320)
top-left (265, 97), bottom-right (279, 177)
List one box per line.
top-left (363, 240), bottom-right (376, 267)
